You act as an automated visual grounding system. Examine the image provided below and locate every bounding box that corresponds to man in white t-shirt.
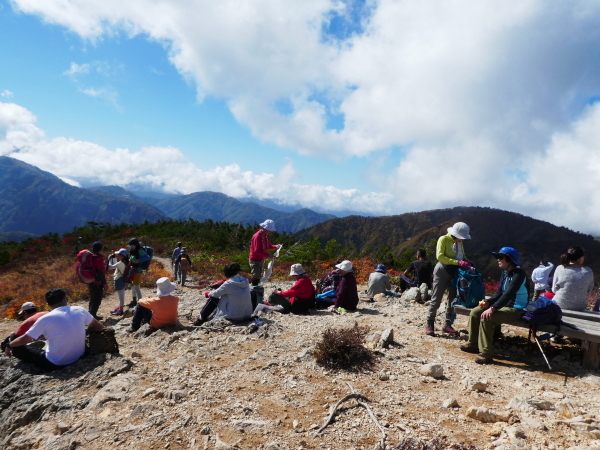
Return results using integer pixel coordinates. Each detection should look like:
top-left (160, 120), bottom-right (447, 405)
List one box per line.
top-left (6, 288), bottom-right (104, 371)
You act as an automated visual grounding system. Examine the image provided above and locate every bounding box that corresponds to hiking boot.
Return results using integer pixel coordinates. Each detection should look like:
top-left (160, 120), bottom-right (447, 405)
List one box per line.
top-left (365, 297), bottom-right (375, 303)
top-left (459, 344), bottom-right (479, 354)
top-left (193, 318), bottom-right (205, 327)
top-left (442, 325), bottom-right (459, 334)
top-left (93, 315), bottom-right (104, 321)
top-left (127, 299), bottom-right (137, 308)
top-left (475, 353), bottom-right (494, 365)
top-left (125, 327), bottom-right (137, 333)
top-left (111, 307), bottom-right (124, 316)
top-left (425, 324), bottom-right (435, 336)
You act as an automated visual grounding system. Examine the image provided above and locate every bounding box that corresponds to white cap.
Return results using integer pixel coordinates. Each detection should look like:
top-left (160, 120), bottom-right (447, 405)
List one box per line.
top-left (289, 264), bottom-right (306, 276)
top-left (335, 260), bottom-right (353, 272)
top-left (260, 219), bottom-right (276, 231)
top-left (117, 248), bottom-right (129, 257)
top-left (18, 302), bottom-right (37, 315)
top-left (447, 222), bottom-right (471, 240)
top-left (156, 277), bottom-right (177, 296)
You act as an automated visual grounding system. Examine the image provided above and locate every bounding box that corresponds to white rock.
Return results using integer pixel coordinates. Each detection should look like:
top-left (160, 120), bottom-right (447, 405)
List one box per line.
top-left (419, 363), bottom-right (443, 378)
top-left (464, 379), bottom-right (488, 392)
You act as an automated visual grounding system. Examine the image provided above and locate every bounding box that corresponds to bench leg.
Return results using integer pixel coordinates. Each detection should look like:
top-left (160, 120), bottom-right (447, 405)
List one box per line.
top-left (582, 341), bottom-right (600, 370)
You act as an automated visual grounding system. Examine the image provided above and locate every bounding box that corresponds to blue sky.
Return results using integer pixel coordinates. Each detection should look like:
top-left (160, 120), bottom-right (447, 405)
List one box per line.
top-left (2, 0), bottom-right (600, 234)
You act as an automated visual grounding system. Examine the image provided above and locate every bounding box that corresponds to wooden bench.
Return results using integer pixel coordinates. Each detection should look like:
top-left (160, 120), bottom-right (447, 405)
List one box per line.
top-left (454, 305), bottom-right (600, 370)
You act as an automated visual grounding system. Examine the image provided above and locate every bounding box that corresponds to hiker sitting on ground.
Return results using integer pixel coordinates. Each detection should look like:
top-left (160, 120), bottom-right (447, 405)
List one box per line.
top-left (402, 249), bottom-right (433, 291)
top-left (127, 277), bottom-right (179, 332)
top-left (176, 248), bottom-right (192, 286)
top-left (5, 288), bottom-right (104, 371)
top-left (194, 263), bottom-right (253, 326)
top-left (329, 260), bottom-right (359, 312)
top-left (1, 302), bottom-right (49, 355)
top-left (366, 264), bottom-right (400, 301)
top-left (317, 262), bottom-right (343, 294)
top-left (552, 246), bottom-right (594, 311)
top-left (108, 248), bottom-right (129, 316)
top-left (249, 219), bottom-right (281, 286)
top-left (268, 264), bottom-right (315, 314)
top-left (460, 247), bottom-right (529, 365)
top-left (531, 260), bottom-right (554, 301)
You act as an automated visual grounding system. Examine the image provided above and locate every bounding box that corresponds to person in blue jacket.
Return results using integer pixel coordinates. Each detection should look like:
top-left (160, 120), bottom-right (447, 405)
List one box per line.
top-left (460, 247), bottom-right (530, 364)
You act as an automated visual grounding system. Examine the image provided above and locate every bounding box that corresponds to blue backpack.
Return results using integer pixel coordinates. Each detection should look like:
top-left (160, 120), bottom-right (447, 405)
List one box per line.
top-left (452, 268), bottom-right (485, 308)
top-left (140, 246), bottom-right (154, 271)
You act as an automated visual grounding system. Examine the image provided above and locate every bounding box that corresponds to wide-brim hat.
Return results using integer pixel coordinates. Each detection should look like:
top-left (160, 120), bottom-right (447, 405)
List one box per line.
top-left (260, 219), bottom-right (276, 231)
top-left (375, 264), bottom-right (387, 273)
top-left (492, 247), bottom-right (521, 266)
top-left (447, 222), bottom-right (471, 240)
top-left (156, 277), bottom-right (177, 296)
top-left (335, 260), bottom-right (353, 272)
top-left (289, 264), bottom-right (306, 276)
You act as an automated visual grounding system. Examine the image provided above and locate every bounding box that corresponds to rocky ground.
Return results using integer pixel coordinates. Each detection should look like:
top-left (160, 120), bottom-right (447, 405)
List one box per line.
top-left (1, 259), bottom-right (600, 450)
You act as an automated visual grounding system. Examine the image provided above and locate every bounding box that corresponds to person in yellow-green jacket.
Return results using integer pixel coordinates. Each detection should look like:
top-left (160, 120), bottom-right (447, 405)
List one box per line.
top-left (425, 222), bottom-right (474, 336)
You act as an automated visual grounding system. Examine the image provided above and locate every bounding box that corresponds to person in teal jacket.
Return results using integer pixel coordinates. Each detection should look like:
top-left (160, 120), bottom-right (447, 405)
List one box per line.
top-left (460, 247), bottom-right (530, 364)
top-left (426, 222), bottom-right (473, 335)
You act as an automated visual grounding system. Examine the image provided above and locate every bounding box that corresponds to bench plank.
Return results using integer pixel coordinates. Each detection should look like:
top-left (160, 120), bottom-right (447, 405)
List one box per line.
top-left (561, 309), bottom-right (600, 323)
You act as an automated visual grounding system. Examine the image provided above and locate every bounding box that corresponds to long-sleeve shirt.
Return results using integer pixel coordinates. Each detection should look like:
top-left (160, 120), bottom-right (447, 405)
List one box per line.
top-left (531, 263), bottom-right (554, 291)
top-left (488, 268), bottom-right (529, 310)
top-left (366, 272), bottom-right (391, 296)
top-left (138, 295), bottom-right (179, 329)
top-left (436, 234), bottom-right (466, 266)
top-left (91, 252), bottom-right (107, 285)
top-left (335, 272), bottom-right (359, 310)
top-left (281, 275), bottom-right (314, 303)
top-left (249, 229), bottom-right (277, 262)
top-left (552, 265), bottom-right (594, 311)
top-left (172, 247), bottom-right (182, 263)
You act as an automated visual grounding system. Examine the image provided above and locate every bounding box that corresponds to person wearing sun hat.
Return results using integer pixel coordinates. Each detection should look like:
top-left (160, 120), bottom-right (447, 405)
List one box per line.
top-left (249, 219), bottom-right (282, 287)
top-left (127, 277), bottom-right (179, 332)
top-left (425, 222), bottom-right (474, 336)
top-left (329, 260), bottom-right (359, 312)
top-left (1, 302), bottom-right (49, 355)
top-left (268, 263), bottom-right (315, 314)
top-left (460, 247), bottom-right (530, 364)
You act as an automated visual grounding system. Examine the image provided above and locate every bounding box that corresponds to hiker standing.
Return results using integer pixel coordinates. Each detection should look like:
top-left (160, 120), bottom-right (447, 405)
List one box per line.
top-left (88, 241), bottom-right (107, 320)
top-left (249, 219), bottom-right (281, 286)
top-left (177, 248), bottom-right (192, 286)
top-left (460, 247), bottom-right (529, 364)
top-left (128, 238), bottom-right (150, 308)
top-left (552, 246), bottom-right (594, 311)
top-left (172, 242), bottom-right (183, 282)
top-left (426, 222), bottom-right (473, 336)
top-left (108, 248), bottom-right (129, 315)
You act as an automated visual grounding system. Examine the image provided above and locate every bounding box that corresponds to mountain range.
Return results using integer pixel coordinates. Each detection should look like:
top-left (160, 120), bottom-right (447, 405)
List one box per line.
top-left (0, 157), bottom-right (335, 236)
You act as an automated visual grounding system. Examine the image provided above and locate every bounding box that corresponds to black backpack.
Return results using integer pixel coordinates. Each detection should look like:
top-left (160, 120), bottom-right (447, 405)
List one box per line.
top-left (521, 303), bottom-right (562, 328)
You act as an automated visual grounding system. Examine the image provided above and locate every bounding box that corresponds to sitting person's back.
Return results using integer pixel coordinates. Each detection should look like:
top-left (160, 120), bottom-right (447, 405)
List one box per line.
top-left (128, 277), bottom-right (179, 331)
top-left (367, 265), bottom-right (391, 296)
top-left (404, 249), bottom-right (433, 288)
top-left (552, 246), bottom-right (594, 311)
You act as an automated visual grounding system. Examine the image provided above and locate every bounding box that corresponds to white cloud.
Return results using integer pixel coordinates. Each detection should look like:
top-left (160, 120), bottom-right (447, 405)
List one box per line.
top-left (63, 62), bottom-right (90, 78)
top-left (0, 90), bottom-right (13, 98)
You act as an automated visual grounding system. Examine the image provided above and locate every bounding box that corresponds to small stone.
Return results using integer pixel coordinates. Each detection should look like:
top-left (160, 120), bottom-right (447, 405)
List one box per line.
top-left (442, 398), bottom-right (458, 408)
top-left (521, 416), bottom-right (547, 431)
top-left (265, 443), bottom-right (281, 450)
top-left (466, 406), bottom-right (512, 423)
top-left (464, 379), bottom-right (488, 392)
top-left (419, 363), bottom-right (443, 378)
top-left (373, 293), bottom-right (387, 302)
top-left (142, 387), bottom-right (158, 398)
top-left (56, 422), bottom-right (70, 435)
top-left (401, 287), bottom-right (421, 302)
top-left (378, 372), bottom-right (390, 381)
top-left (292, 420), bottom-right (300, 429)
top-left (131, 351), bottom-right (142, 358)
top-left (200, 425), bottom-right (211, 435)
top-left (506, 426), bottom-right (526, 439)
top-left (556, 399), bottom-right (581, 418)
top-left (379, 328), bottom-right (394, 348)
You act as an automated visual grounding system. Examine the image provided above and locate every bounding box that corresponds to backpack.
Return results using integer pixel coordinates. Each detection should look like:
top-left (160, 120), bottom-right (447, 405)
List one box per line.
top-left (76, 250), bottom-right (101, 284)
top-left (452, 268), bottom-right (485, 308)
top-left (123, 264), bottom-right (137, 284)
top-left (521, 303), bottom-right (563, 327)
top-left (180, 257), bottom-right (190, 271)
top-left (140, 246), bottom-right (153, 271)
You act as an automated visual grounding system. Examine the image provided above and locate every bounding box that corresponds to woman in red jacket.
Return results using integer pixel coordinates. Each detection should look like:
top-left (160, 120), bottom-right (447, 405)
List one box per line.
top-left (269, 264), bottom-right (315, 314)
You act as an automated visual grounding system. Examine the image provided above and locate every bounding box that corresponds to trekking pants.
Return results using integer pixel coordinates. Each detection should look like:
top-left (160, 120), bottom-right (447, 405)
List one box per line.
top-left (88, 284), bottom-right (104, 318)
top-left (131, 305), bottom-right (153, 331)
top-left (249, 260), bottom-right (264, 283)
top-left (467, 306), bottom-right (521, 357)
top-left (179, 270), bottom-right (188, 286)
top-left (427, 262), bottom-right (456, 324)
top-left (12, 344), bottom-right (60, 371)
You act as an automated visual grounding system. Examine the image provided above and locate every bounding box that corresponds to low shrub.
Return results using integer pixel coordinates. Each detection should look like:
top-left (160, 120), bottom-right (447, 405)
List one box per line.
top-left (313, 323), bottom-right (375, 372)
top-left (393, 437), bottom-right (478, 450)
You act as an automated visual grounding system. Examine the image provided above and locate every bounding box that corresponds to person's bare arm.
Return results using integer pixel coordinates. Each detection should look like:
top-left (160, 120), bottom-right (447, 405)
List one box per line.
top-left (88, 319), bottom-right (105, 331)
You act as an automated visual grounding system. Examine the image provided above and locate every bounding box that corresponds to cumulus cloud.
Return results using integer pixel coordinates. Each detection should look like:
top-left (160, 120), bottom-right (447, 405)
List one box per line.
top-left (9, 1), bottom-right (600, 233)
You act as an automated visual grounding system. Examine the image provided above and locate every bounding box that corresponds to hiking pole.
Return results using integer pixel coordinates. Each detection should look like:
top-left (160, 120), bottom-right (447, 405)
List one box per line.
top-left (533, 333), bottom-right (552, 371)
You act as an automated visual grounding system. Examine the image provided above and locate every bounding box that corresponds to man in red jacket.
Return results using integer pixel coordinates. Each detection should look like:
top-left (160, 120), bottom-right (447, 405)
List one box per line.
top-left (269, 264), bottom-right (315, 314)
top-left (249, 219), bottom-right (281, 286)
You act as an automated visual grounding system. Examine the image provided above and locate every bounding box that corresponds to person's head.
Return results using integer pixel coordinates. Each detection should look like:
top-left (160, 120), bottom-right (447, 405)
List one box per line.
top-left (92, 241), bottom-right (103, 253)
top-left (335, 260), bottom-right (353, 274)
top-left (447, 222), bottom-right (471, 241)
top-left (259, 219), bottom-right (276, 234)
top-left (289, 263), bottom-right (306, 279)
top-left (116, 248), bottom-right (128, 261)
top-left (223, 262), bottom-right (242, 278)
top-left (45, 288), bottom-right (67, 308)
top-left (177, 242), bottom-right (182, 248)
top-left (560, 246), bottom-right (585, 266)
top-left (539, 260), bottom-right (547, 266)
top-left (156, 277), bottom-right (177, 296)
top-left (417, 249), bottom-right (427, 260)
top-left (375, 264), bottom-right (387, 273)
top-left (128, 238), bottom-right (140, 249)
top-left (18, 302), bottom-right (38, 318)
top-left (492, 247), bottom-right (520, 270)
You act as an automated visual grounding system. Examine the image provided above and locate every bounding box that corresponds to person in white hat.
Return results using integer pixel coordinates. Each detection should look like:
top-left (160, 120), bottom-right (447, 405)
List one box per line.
top-left (127, 277), bottom-right (179, 332)
top-left (248, 219), bottom-right (282, 286)
top-left (425, 222), bottom-right (474, 336)
top-left (1, 302), bottom-right (49, 355)
top-left (331, 260), bottom-right (359, 312)
top-left (268, 264), bottom-right (315, 314)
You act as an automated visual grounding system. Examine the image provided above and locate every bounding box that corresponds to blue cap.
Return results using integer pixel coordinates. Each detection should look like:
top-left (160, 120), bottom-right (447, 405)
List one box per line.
top-left (492, 247), bottom-right (520, 266)
top-left (375, 264), bottom-right (387, 273)
top-left (92, 241), bottom-right (103, 252)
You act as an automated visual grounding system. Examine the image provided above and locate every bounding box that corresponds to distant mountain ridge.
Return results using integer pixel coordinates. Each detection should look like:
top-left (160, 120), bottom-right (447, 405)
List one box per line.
top-left (298, 206), bottom-right (600, 279)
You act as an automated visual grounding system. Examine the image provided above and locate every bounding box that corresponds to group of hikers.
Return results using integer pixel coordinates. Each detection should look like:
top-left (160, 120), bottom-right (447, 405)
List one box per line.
top-left (1, 218), bottom-right (596, 371)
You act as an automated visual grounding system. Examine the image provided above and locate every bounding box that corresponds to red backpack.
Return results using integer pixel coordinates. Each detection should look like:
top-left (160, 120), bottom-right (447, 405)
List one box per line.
top-left (76, 250), bottom-right (100, 284)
